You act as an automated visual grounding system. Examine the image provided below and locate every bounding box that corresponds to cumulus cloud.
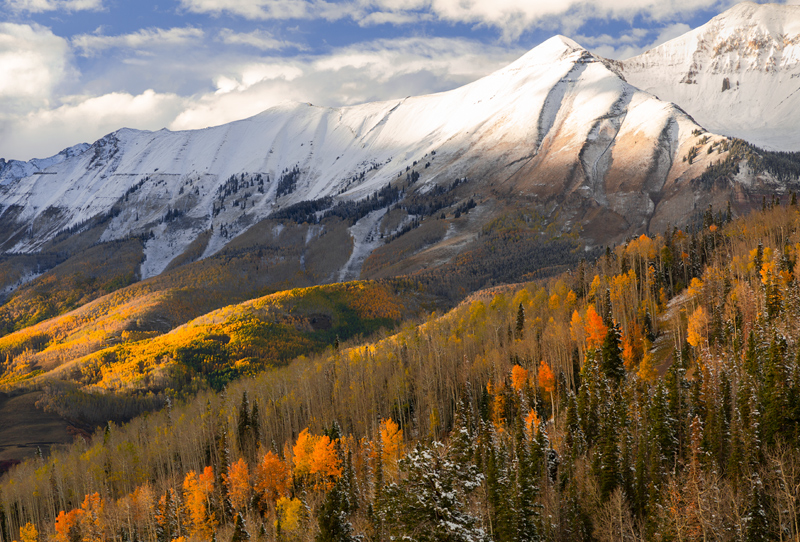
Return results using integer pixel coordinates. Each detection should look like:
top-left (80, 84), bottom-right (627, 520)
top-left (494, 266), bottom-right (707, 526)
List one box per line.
top-left (0, 90), bottom-right (187, 159)
top-left (0, 23), bottom-right (72, 114)
top-left (4, 0), bottom-right (102, 12)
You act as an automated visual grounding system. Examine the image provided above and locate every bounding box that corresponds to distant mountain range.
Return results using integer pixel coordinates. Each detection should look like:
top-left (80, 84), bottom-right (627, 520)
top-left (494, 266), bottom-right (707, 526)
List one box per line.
top-left (1, 1), bottom-right (799, 298)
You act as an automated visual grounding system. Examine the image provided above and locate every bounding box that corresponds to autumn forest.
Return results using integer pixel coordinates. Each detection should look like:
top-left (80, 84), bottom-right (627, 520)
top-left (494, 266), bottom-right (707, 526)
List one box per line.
top-left (3, 197), bottom-right (800, 542)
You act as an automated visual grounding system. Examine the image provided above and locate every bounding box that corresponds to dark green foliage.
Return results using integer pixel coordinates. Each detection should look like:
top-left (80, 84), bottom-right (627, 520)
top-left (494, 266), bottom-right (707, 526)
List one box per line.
top-left (744, 474), bottom-right (770, 542)
top-left (381, 442), bottom-right (485, 542)
top-left (515, 303), bottom-right (525, 341)
top-left (600, 324), bottom-right (625, 383)
top-left (231, 512), bottom-right (250, 542)
top-left (316, 478), bottom-right (356, 542)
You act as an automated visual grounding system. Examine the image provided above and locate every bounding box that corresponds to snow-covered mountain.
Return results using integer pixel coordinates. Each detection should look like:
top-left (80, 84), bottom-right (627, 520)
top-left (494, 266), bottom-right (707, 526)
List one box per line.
top-left (620, 2), bottom-right (800, 151)
top-left (0, 28), bottom-right (786, 288)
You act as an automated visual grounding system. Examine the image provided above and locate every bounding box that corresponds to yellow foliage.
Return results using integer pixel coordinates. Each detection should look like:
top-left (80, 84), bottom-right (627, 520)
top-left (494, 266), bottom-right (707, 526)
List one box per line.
top-left (638, 350), bottom-right (658, 383)
top-left (379, 418), bottom-right (403, 478)
top-left (588, 275), bottom-right (602, 300)
top-left (275, 497), bottom-right (303, 532)
top-left (687, 277), bottom-right (704, 299)
top-left (19, 523), bottom-right (37, 542)
top-left (570, 310), bottom-right (583, 343)
top-left (687, 306), bottom-right (709, 348)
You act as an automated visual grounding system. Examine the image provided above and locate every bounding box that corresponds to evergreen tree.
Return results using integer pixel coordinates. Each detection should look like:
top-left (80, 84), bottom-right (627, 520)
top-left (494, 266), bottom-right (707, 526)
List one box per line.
top-left (601, 323), bottom-right (625, 383)
top-left (316, 478), bottom-right (356, 542)
top-left (744, 474), bottom-right (770, 542)
top-left (381, 442), bottom-right (485, 542)
top-left (515, 303), bottom-right (525, 341)
top-left (237, 392), bottom-right (251, 458)
top-left (231, 512), bottom-right (250, 542)
top-left (250, 400), bottom-right (261, 453)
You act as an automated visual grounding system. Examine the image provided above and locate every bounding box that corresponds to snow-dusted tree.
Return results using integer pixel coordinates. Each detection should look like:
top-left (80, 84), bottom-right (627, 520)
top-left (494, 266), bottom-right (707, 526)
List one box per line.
top-left (381, 442), bottom-right (485, 542)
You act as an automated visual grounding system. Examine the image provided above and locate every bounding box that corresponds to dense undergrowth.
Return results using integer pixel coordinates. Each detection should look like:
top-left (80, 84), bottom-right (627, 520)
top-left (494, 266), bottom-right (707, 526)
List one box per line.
top-left (2, 199), bottom-right (800, 541)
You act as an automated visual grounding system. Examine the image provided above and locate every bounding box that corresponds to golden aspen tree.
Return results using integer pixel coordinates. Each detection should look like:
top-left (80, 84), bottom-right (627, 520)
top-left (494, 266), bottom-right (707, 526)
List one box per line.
top-left (310, 435), bottom-right (342, 489)
top-left (183, 467), bottom-right (216, 540)
top-left (379, 418), bottom-right (403, 479)
top-left (224, 458), bottom-right (250, 512)
top-left (275, 497), bottom-right (303, 532)
top-left (292, 428), bottom-right (315, 479)
top-left (687, 306), bottom-right (709, 348)
top-left (19, 522), bottom-right (38, 542)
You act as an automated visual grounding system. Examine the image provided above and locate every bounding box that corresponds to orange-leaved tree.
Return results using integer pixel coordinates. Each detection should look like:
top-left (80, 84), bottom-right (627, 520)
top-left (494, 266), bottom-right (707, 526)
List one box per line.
top-left (293, 428), bottom-right (342, 489)
top-left (510, 364), bottom-right (529, 392)
top-left (584, 305), bottom-right (607, 350)
top-left (254, 451), bottom-right (289, 507)
top-left (224, 458), bottom-right (251, 512)
top-left (182, 467), bottom-right (216, 540)
top-left (79, 493), bottom-right (105, 542)
top-left (54, 509), bottom-right (83, 542)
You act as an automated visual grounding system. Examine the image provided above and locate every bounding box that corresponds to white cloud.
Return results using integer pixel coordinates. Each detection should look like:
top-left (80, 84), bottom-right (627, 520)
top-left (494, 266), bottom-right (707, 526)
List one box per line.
top-left (179, 0), bottom-right (339, 20)
top-left (171, 36), bottom-right (520, 130)
top-left (217, 29), bottom-right (303, 50)
top-left (0, 32), bottom-right (520, 160)
top-left (0, 23), bottom-right (72, 114)
top-left (0, 90), bottom-right (187, 159)
top-left (72, 27), bottom-right (205, 57)
top-left (585, 22), bottom-right (692, 59)
top-left (176, 0), bottom-right (739, 39)
top-left (4, 0), bottom-right (102, 12)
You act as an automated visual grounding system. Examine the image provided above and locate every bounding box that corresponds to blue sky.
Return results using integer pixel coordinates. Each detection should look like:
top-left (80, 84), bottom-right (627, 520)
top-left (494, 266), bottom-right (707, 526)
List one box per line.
top-left (0, 0), bottom-right (783, 160)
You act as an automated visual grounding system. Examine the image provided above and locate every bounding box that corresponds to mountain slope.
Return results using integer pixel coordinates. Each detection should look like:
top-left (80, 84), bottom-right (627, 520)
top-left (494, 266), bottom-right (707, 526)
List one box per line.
top-left (1, 37), bottom-right (725, 284)
top-left (620, 1), bottom-right (800, 151)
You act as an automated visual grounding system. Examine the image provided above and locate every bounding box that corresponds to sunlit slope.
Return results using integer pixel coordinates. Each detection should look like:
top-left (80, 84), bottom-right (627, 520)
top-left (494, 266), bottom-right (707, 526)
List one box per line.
top-left (0, 279), bottom-right (418, 392)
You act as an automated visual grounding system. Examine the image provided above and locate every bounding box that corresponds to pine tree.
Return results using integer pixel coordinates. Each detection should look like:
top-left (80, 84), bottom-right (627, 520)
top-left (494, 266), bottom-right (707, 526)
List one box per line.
top-left (316, 478), bottom-right (356, 542)
top-left (231, 512), bottom-right (250, 542)
top-left (217, 429), bottom-right (234, 521)
top-left (601, 323), bottom-right (625, 383)
top-left (250, 400), bottom-right (261, 453)
top-left (514, 416), bottom-right (539, 542)
top-left (515, 303), bottom-right (525, 341)
top-left (381, 442), bottom-right (485, 542)
top-left (743, 474), bottom-right (770, 542)
top-left (237, 392), bottom-right (251, 458)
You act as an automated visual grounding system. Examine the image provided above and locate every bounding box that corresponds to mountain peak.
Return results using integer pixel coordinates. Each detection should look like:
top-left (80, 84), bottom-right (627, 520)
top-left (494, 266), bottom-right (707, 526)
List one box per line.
top-left (620, 1), bottom-right (800, 151)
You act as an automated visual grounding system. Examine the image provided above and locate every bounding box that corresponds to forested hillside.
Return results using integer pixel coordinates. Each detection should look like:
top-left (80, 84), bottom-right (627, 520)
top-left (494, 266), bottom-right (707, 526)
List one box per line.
top-left (2, 198), bottom-right (800, 542)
